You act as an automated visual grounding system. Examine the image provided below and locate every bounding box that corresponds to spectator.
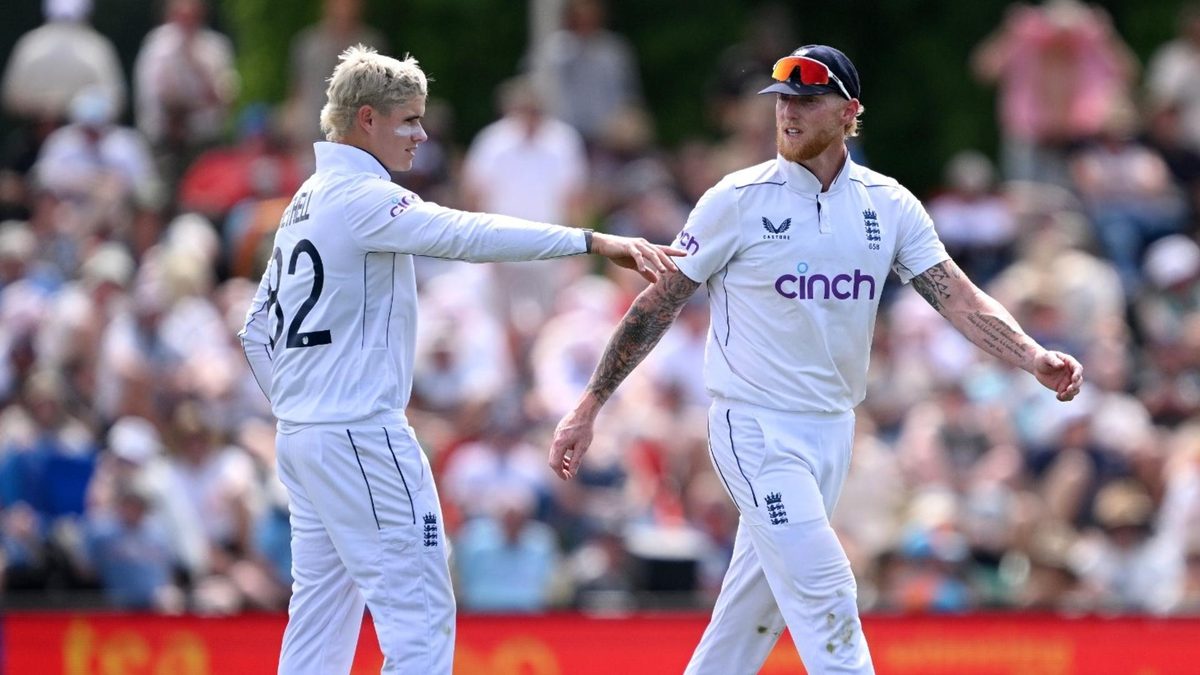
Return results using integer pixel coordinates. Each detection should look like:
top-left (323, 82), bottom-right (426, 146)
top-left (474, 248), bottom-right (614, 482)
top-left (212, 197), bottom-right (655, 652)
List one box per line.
top-left (411, 271), bottom-right (515, 429)
top-left (0, 370), bottom-right (97, 590)
top-left (454, 487), bottom-right (562, 612)
top-left (441, 415), bottom-right (554, 522)
top-left (1070, 480), bottom-right (1183, 613)
top-left (32, 86), bottom-right (162, 238)
top-left (160, 401), bottom-right (263, 613)
top-left (1135, 234), bottom-right (1200, 348)
top-left (1, 0), bottom-right (125, 124)
top-left (565, 520), bottom-right (636, 611)
top-left (84, 477), bottom-right (183, 611)
top-left (1011, 519), bottom-right (1087, 610)
top-left (972, 0), bottom-right (1137, 184)
top-left (0, 222), bottom-right (54, 405)
top-left (1146, 3), bottom-right (1200, 152)
top-left (528, 0), bottom-right (643, 144)
top-left (177, 104), bottom-right (304, 225)
top-left (133, 0), bottom-right (238, 185)
top-left (927, 150), bottom-right (1018, 284)
top-left (285, 0), bottom-right (388, 148)
top-left (460, 75), bottom-right (591, 338)
top-left (706, 3), bottom-right (797, 133)
top-left (462, 76), bottom-right (588, 227)
top-left (1142, 101), bottom-right (1200, 224)
top-left (1070, 99), bottom-right (1187, 296)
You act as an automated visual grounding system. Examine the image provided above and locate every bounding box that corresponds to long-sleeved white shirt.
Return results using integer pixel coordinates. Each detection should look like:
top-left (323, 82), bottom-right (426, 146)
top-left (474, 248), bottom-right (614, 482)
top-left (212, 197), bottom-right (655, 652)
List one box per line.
top-left (239, 142), bottom-right (588, 428)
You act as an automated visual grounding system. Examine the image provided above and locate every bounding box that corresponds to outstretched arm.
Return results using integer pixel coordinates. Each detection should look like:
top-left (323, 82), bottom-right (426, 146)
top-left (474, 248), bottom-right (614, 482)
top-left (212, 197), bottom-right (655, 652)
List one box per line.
top-left (910, 259), bottom-right (1083, 401)
top-left (549, 268), bottom-right (701, 479)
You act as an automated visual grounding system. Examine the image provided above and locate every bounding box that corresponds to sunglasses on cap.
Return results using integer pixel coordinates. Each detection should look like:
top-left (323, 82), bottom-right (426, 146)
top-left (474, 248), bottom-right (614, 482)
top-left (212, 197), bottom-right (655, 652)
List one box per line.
top-left (770, 56), bottom-right (852, 100)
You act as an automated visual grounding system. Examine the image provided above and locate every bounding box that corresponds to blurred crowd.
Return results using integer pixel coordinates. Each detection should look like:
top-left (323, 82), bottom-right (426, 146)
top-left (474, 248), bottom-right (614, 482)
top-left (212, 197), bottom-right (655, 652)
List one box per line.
top-left (1, 0), bottom-right (1199, 618)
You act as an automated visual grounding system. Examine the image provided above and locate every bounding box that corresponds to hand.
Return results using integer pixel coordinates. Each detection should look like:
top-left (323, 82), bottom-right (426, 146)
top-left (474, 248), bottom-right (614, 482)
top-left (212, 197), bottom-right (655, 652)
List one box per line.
top-left (590, 233), bottom-right (685, 284)
top-left (549, 405), bottom-right (598, 480)
top-left (1033, 350), bottom-right (1083, 402)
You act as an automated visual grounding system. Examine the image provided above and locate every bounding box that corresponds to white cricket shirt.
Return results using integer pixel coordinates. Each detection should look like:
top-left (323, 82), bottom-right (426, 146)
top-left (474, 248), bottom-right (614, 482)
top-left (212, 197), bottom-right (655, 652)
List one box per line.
top-left (672, 155), bottom-right (949, 414)
top-left (239, 142), bottom-right (588, 427)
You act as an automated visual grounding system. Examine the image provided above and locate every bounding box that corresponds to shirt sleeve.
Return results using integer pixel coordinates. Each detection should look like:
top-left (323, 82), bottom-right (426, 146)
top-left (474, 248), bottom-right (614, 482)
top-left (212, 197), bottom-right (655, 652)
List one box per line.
top-left (346, 181), bottom-right (587, 261)
top-left (671, 182), bottom-right (740, 284)
top-left (237, 257), bottom-right (276, 400)
top-left (891, 188), bottom-right (950, 284)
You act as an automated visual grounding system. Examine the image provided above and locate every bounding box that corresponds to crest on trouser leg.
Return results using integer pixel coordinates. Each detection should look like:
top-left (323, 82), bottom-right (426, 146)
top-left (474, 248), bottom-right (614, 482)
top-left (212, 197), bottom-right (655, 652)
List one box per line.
top-left (765, 492), bottom-right (788, 525)
top-left (423, 513), bottom-right (439, 546)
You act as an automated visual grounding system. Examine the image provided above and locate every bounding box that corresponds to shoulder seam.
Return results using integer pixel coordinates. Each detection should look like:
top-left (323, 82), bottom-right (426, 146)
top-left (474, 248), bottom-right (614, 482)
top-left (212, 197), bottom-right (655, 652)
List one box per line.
top-left (733, 180), bottom-right (787, 190)
top-left (850, 177), bottom-right (901, 190)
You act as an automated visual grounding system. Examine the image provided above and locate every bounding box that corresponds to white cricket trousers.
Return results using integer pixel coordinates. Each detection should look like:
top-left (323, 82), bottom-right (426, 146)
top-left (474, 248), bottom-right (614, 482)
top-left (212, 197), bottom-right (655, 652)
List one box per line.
top-left (275, 413), bottom-right (455, 675)
top-left (686, 402), bottom-right (874, 675)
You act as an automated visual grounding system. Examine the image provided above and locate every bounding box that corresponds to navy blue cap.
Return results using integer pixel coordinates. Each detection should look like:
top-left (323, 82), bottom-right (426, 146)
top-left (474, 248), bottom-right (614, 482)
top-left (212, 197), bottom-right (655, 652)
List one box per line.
top-left (758, 45), bottom-right (861, 100)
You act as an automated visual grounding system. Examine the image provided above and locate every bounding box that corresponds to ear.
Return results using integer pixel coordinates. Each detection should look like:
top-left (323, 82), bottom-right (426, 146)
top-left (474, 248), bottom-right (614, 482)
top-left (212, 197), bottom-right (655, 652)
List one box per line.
top-left (842, 99), bottom-right (860, 124)
top-left (355, 105), bottom-right (374, 134)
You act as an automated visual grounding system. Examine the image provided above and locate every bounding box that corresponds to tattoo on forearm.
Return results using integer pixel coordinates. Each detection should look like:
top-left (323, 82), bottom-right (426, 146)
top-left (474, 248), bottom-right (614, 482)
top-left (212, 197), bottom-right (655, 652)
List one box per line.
top-left (910, 261), bottom-right (959, 313)
top-left (587, 270), bottom-right (699, 403)
top-left (965, 311), bottom-right (1036, 363)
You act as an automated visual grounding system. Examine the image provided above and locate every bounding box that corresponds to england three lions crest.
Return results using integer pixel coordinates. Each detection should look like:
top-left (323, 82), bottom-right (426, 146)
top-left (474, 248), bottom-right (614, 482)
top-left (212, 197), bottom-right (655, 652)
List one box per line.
top-left (862, 209), bottom-right (881, 249)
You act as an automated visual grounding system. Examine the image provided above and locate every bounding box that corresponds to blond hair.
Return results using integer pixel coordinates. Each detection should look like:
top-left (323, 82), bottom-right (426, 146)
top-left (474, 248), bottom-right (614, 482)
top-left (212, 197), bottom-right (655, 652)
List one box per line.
top-left (319, 45), bottom-right (428, 141)
top-left (845, 101), bottom-right (865, 138)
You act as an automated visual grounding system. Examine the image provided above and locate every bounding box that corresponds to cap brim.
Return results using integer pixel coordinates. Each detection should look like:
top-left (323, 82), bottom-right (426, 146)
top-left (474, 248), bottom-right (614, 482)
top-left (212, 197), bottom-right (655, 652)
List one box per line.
top-left (757, 81), bottom-right (845, 97)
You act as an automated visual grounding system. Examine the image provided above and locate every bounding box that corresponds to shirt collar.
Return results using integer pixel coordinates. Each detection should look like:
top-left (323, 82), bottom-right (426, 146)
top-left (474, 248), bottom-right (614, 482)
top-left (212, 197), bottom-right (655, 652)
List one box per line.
top-left (314, 141), bottom-right (391, 180)
top-left (775, 152), bottom-right (853, 194)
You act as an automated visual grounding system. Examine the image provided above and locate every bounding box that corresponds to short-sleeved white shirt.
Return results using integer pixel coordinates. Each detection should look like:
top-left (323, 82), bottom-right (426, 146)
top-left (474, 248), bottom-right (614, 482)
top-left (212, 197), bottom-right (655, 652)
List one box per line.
top-left (240, 142), bottom-right (588, 427)
top-left (672, 155), bottom-right (949, 413)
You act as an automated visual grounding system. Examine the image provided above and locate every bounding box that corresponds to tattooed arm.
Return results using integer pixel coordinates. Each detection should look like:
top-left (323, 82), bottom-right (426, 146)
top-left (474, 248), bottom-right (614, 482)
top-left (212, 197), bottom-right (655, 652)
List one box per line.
top-left (549, 268), bottom-right (702, 479)
top-left (910, 259), bottom-right (1083, 401)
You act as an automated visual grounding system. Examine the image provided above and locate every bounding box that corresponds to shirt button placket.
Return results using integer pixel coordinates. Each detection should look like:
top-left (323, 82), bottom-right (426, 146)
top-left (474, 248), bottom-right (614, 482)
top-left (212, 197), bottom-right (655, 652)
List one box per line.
top-left (817, 193), bottom-right (832, 234)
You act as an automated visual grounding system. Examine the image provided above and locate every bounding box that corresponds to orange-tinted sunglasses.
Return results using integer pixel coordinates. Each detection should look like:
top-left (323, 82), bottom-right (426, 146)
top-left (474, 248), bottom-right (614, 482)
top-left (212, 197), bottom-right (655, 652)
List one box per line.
top-left (770, 56), bottom-right (852, 100)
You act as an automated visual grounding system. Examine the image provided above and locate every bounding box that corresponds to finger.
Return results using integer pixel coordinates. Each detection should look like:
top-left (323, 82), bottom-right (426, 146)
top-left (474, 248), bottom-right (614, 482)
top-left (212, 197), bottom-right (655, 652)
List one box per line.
top-left (648, 248), bottom-right (669, 274)
top-left (664, 247), bottom-right (687, 257)
top-left (567, 445), bottom-right (586, 478)
top-left (634, 249), bottom-right (649, 273)
top-left (548, 443), bottom-right (565, 476)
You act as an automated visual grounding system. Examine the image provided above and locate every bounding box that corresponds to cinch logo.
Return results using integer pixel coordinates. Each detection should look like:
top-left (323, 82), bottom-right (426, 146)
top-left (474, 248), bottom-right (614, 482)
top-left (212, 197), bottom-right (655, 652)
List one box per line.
top-left (677, 230), bottom-right (700, 255)
top-left (390, 194), bottom-right (418, 217)
top-left (774, 262), bottom-right (877, 300)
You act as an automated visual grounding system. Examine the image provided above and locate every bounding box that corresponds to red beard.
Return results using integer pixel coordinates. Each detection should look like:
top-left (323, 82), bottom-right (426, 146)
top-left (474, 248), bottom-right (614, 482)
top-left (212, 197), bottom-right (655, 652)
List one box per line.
top-left (776, 124), bottom-right (841, 163)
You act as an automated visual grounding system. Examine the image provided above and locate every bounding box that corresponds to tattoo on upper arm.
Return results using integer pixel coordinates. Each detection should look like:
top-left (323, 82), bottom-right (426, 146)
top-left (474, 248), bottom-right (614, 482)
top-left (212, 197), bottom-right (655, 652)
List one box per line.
top-left (587, 269), bottom-right (701, 403)
top-left (910, 260), bottom-right (961, 313)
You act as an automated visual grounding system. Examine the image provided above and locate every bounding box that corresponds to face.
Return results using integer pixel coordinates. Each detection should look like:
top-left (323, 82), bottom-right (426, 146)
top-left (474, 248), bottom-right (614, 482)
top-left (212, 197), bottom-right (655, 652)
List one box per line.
top-left (364, 95), bottom-right (429, 172)
top-left (775, 93), bottom-right (851, 163)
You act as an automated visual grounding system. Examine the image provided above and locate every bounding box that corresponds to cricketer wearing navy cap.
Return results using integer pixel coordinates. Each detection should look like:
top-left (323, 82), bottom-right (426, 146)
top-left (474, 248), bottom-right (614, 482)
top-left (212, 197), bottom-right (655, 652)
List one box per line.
top-left (551, 41), bottom-right (1083, 675)
top-left (758, 44), bottom-right (861, 100)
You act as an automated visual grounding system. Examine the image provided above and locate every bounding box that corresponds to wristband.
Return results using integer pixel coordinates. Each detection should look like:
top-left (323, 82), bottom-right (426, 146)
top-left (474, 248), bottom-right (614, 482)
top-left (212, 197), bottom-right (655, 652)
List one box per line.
top-left (583, 229), bottom-right (594, 253)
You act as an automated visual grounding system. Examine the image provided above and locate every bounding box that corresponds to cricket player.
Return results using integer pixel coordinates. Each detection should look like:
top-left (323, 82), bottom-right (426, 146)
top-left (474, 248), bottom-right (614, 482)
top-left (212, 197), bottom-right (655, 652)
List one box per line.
top-left (549, 44), bottom-right (1084, 674)
top-left (239, 45), bottom-right (680, 675)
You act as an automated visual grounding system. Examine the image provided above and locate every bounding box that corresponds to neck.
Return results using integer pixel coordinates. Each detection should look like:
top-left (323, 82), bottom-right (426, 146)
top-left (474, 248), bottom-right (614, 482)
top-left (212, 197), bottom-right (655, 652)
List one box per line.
top-left (338, 136), bottom-right (391, 174)
top-left (798, 142), bottom-right (849, 192)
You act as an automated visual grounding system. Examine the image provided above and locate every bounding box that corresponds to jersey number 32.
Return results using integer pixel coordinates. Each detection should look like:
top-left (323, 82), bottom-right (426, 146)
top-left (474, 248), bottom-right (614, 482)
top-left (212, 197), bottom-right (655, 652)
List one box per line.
top-left (265, 238), bottom-right (332, 350)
